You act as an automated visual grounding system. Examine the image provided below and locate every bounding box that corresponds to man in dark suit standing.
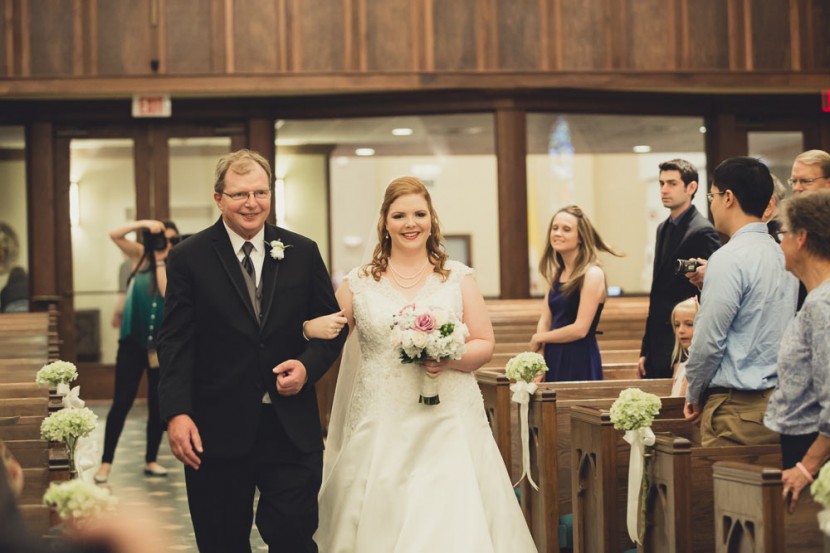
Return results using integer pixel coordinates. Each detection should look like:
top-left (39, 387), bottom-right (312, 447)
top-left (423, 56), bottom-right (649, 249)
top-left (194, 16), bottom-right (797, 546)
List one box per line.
top-left (638, 159), bottom-right (720, 379)
top-left (158, 150), bottom-right (346, 553)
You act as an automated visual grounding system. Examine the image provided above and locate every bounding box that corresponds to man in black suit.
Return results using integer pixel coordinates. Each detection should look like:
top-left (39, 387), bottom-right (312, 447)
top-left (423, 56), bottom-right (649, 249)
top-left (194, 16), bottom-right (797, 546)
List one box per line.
top-left (638, 159), bottom-right (720, 379)
top-left (157, 149), bottom-right (346, 553)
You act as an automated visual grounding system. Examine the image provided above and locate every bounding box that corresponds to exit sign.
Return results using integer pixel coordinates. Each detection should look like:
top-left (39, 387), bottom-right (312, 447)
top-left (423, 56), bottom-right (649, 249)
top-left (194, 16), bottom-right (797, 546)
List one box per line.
top-left (132, 94), bottom-right (171, 118)
top-left (824, 90), bottom-right (830, 113)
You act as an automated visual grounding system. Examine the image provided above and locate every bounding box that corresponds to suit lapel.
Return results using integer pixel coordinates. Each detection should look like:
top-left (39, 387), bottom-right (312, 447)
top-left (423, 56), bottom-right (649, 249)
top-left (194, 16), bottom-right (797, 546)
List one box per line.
top-left (655, 206), bottom-right (698, 276)
top-left (209, 220), bottom-right (259, 325)
top-left (259, 224), bottom-right (282, 329)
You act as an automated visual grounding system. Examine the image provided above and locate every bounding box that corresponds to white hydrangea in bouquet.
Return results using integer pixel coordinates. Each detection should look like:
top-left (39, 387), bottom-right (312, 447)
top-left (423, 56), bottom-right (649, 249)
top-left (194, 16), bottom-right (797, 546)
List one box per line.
top-left (505, 351), bottom-right (548, 490)
top-left (43, 479), bottom-right (117, 525)
top-left (609, 388), bottom-right (662, 545)
top-left (811, 462), bottom-right (830, 536)
top-left (41, 407), bottom-right (98, 474)
top-left (390, 304), bottom-right (469, 405)
top-left (35, 360), bottom-right (78, 395)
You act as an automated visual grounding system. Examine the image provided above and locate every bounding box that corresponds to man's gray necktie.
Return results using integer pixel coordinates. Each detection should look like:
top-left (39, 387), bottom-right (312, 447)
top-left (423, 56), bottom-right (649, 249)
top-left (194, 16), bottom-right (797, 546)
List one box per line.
top-left (240, 241), bottom-right (261, 323)
top-left (241, 241), bottom-right (255, 281)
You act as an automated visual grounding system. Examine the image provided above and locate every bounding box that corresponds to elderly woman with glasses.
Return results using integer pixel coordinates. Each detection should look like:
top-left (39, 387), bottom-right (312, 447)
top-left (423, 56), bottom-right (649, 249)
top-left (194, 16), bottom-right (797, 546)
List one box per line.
top-left (764, 190), bottom-right (830, 512)
top-left (95, 219), bottom-right (180, 484)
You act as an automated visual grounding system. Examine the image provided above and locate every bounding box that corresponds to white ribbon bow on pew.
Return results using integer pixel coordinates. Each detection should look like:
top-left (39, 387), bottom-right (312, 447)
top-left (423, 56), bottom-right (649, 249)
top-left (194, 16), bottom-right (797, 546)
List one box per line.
top-left (510, 380), bottom-right (539, 491)
top-left (61, 385), bottom-right (85, 409)
top-left (623, 426), bottom-right (656, 544)
top-left (56, 382), bottom-right (71, 396)
top-left (74, 436), bottom-right (99, 482)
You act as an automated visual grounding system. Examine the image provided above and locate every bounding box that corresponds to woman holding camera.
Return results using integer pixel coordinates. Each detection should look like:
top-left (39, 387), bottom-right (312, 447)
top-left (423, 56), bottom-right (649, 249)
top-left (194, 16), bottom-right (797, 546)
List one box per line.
top-left (95, 219), bottom-right (180, 484)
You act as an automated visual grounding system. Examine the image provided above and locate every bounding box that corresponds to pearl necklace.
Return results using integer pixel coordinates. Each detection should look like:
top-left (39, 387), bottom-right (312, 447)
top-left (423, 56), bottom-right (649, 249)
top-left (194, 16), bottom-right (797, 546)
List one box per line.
top-left (387, 261), bottom-right (431, 289)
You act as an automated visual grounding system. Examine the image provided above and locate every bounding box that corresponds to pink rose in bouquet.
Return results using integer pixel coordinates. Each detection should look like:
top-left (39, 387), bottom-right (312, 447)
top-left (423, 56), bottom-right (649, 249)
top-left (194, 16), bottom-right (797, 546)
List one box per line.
top-left (390, 304), bottom-right (469, 405)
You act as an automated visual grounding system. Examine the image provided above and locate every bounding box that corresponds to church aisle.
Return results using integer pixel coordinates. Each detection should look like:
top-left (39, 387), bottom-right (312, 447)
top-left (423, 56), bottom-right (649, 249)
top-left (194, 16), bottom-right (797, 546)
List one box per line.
top-left (88, 402), bottom-right (268, 552)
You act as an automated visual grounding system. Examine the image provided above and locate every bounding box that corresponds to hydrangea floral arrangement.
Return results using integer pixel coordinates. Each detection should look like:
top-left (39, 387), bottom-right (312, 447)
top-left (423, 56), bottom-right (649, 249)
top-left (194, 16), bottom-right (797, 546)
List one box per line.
top-left (609, 387), bottom-right (662, 545)
top-left (505, 351), bottom-right (548, 382)
top-left (40, 407), bottom-right (98, 470)
top-left (390, 304), bottom-right (469, 405)
top-left (811, 462), bottom-right (830, 536)
top-left (505, 351), bottom-right (548, 490)
top-left (35, 360), bottom-right (78, 393)
top-left (609, 388), bottom-right (662, 431)
top-left (43, 479), bottom-right (117, 523)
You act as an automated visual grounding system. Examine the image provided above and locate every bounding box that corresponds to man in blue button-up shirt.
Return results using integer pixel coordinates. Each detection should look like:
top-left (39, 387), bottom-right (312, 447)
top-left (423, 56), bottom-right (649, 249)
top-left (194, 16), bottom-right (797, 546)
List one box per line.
top-left (684, 157), bottom-right (797, 447)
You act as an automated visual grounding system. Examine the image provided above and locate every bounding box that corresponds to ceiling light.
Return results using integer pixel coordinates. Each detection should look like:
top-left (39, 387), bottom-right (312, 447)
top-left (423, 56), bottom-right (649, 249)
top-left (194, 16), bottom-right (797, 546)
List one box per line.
top-left (391, 128), bottom-right (413, 136)
top-left (355, 148), bottom-right (375, 156)
top-left (633, 145), bottom-right (652, 153)
top-left (699, 126), bottom-right (707, 134)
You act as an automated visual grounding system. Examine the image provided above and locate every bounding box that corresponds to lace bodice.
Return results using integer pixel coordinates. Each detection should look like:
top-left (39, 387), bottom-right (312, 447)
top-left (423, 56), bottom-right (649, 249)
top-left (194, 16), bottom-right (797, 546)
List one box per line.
top-left (343, 260), bottom-right (488, 437)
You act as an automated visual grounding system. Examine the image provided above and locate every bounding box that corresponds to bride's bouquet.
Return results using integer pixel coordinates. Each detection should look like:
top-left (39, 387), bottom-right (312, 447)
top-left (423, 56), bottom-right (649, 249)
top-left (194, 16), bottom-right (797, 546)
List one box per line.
top-left (390, 304), bottom-right (469, 405)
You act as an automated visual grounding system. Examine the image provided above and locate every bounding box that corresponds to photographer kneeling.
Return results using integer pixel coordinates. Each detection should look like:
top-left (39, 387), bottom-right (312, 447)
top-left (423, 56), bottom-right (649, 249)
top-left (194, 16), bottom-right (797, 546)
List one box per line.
top-left (95, 220), bottom-right (180, 484)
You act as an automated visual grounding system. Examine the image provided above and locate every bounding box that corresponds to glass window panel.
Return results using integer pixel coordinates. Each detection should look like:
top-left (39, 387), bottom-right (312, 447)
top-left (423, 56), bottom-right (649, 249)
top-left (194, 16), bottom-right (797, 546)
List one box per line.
top-left (276, 114), bottom-right (500, 297)
top-left (526, 114), bottom-right (707, 296)
top-left (0, 126), bottom-right (28, 313)
top-left (748, 131), bottom-right (803, 190)
top-left (70, 139), bottom-right (135, 364)
top-left (168, 137), bottom-right (232, 236)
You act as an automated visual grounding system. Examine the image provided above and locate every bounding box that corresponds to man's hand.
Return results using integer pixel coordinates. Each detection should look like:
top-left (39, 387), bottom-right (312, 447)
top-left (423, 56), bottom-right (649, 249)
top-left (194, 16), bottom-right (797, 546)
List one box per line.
top-left (685, 258), bottom-right (707, 290)
top-left (167, 414), bottom-right (202, 470)
top-left (683, 401), bottom-right (701, 423)
top-left (637, 356), bottom-right (647, 378)
top-left (273, 360), bottom-right (308, 396)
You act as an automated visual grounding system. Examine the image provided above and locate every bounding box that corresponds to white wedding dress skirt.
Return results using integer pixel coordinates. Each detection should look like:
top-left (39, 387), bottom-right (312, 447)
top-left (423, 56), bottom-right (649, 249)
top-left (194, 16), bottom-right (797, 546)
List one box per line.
top-left (315, 262), bottom-right (537, 553)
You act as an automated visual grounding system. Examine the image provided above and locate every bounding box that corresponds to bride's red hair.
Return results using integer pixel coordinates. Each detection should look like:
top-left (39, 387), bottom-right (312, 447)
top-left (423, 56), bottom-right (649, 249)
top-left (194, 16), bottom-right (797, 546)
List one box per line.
top-left (364, 176), bottom-right (449, 282)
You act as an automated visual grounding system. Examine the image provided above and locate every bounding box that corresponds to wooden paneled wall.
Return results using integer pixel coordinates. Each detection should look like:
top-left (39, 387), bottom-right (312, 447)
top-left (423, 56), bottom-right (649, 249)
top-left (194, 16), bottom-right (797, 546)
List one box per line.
top-left (0, 0), bottom-right (829, 96)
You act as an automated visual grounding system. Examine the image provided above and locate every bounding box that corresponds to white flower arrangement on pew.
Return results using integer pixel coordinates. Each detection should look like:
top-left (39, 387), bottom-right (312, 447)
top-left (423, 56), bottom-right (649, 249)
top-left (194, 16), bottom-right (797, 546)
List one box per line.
top-left (389, 304), bottom-right (469, 405)
top-left (609, 388), bottom-right (662, 546)
top-left (505, 352), bottom-right (548, 490)
top-left (40, 407), bottom-right (98, 478)
top-left (810, 462), bottom-right (830, 536)
top-left (43, 479), bottom-right (117, 525)
top-left (35, 360), bottom-right (78, 395)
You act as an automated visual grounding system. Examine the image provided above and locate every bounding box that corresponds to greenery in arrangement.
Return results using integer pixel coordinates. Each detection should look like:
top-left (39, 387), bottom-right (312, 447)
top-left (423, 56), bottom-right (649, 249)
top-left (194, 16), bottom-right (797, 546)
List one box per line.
top-left (35, 360), bottom-right (78, 387)
top-left (43, 479), bottom-right (117, 522)
top-left (609, 388), bottom-right (662, 431)
top-left (40, 407), bottom-right (98, 468)
top-left (505, 352), bottom-right (548, 382)
top-left (812, 463), bottom-right (830, 508)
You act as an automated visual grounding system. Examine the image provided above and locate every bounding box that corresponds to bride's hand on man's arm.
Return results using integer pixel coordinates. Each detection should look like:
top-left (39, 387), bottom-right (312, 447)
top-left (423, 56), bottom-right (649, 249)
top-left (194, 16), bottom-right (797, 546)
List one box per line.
top-left (303, 311), bottom-right (348, 340)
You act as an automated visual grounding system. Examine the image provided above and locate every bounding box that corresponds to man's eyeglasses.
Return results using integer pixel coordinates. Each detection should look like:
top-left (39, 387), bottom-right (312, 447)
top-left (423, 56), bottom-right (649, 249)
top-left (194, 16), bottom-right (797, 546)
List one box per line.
top-left (787, 177), bottom-right (827, 187)
top-left (775, 229), bottom-right (792, 243)
top-left (706, 191), bottom-right (726, 202)
top-left (221, 190), bottom-right (272, 202)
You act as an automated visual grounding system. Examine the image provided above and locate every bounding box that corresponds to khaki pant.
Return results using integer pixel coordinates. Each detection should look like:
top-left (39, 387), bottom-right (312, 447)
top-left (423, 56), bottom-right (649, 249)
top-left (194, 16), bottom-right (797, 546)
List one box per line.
top-left (699, 388), bottom-right (779, 447)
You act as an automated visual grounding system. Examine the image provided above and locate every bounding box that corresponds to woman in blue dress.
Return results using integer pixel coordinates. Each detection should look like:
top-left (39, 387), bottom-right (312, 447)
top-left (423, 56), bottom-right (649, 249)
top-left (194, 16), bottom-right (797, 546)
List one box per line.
top-left (531, 205), bottom-right (621, 381)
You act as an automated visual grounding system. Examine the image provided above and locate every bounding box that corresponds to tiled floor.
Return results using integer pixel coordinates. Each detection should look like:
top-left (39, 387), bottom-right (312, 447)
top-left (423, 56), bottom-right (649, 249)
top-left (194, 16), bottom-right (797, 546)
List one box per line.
top-left (88, 401), bottom-right (268, 552)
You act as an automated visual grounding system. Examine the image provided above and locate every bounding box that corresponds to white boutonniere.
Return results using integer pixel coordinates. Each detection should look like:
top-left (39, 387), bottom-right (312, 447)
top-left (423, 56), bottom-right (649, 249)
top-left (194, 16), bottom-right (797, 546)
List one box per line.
top-left (268, 239), bottom-right (291, 260)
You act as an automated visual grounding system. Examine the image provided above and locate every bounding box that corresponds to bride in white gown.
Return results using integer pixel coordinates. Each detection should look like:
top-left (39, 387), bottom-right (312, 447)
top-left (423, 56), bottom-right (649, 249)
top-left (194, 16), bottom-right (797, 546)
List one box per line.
top-left (315, 177), bottom-right (536, 552)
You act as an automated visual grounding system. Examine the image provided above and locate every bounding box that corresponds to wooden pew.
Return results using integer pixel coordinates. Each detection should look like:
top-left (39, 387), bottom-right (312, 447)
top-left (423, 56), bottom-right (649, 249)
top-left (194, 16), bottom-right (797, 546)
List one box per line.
top-left (640, 436), bottom-right (820, 552)
top-left (712, 461), bottom-right (826, 553)
top-left (517, 381), bottom-right (675, 552)
top-left (568, 400), bottom-right (693, 553)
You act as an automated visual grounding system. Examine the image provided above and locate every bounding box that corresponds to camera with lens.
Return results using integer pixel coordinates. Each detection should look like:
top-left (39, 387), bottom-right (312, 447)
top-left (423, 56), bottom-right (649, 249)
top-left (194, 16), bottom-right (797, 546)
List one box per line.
top-left (142, 229), bottom-right (168, 251)
top-left (674, 258), bottom-right (701, 275)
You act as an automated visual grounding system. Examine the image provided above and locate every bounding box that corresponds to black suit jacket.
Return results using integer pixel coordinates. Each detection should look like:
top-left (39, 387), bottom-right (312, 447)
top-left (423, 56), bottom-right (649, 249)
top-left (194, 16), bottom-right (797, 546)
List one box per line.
top-left (641, 205), bottom-right (720, 379)
top-left (157, 219), bottom-right (345, 456)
